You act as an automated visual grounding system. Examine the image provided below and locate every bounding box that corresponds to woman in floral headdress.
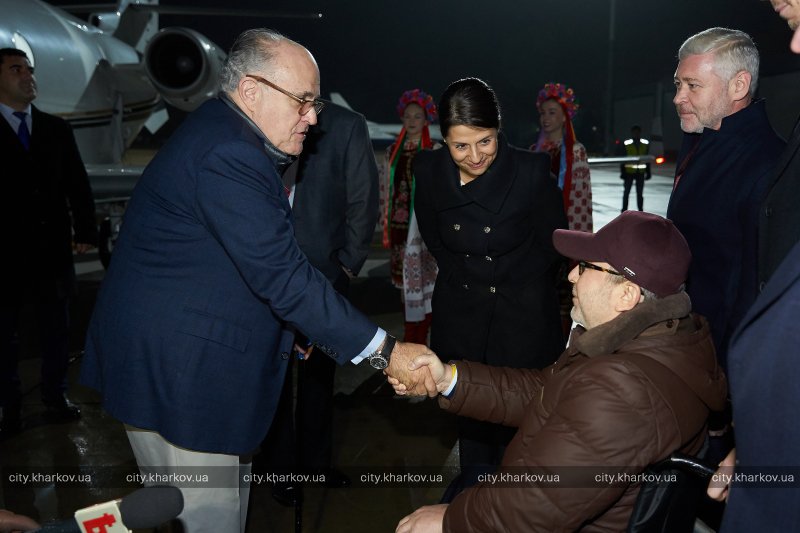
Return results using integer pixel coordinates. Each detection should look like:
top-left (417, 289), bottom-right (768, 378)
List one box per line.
top-left (532, 82), bottom-right (593, 232)
top-left (380, 89), bottom-right (439, 344)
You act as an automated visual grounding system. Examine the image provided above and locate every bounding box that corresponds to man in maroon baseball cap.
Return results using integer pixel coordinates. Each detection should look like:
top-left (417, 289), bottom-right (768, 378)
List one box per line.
top-left (553, 211), bottom-right (691, 329)
top-left (390, 210), bottom-right (725, 532)
top-left (554, 210), bottom-right (691, 299)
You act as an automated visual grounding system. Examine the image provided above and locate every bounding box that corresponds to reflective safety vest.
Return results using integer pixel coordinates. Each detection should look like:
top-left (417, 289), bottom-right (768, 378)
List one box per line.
top-left (623, 138), bottom-right (649, 173)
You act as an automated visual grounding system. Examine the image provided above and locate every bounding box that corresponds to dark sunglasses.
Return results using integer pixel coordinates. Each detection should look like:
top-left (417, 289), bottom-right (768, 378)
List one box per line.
top-left (578, 260), bottom-right (623, 277)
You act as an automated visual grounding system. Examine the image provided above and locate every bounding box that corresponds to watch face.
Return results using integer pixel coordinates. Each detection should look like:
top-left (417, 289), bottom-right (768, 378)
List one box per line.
top-left (370, 355), bottom-right (388, 370)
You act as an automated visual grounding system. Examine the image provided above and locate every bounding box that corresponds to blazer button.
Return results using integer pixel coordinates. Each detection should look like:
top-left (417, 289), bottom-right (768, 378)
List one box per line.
top-left (759, 281), bottom-right (766, 292)
top-left (483, 226), bottom-right (491, 233)
top-left (281, 352), bottom-right (289, 360)
top-left (453, 224), bottom-right (461, 231)
top-left (765, 207), bottom-right (773, 217)
top-left (489, 286), bottom-right (496, 293)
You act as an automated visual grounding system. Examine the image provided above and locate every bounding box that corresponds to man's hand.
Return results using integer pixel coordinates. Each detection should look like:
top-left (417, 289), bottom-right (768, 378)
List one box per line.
top-left (388, 354), bottom-right (452, 396)
top-left (707, 448), bottom-right (736, 502)
top-left (385, 341), bottom-right (437, 397)
top-left (396, 504), bottom-right (447, 533)
top-left (0, 509), bottom-right (39, 533)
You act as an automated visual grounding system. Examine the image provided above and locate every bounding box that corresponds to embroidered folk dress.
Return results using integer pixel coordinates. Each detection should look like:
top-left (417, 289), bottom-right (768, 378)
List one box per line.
top-left (535, 138), bottom-right (593, 232)
top-left (379, 140), bottom-right (438, 320)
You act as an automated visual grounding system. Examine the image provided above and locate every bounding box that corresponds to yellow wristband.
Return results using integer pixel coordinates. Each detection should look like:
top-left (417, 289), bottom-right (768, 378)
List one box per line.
top-left (440, 363), bottom-right (458, 397)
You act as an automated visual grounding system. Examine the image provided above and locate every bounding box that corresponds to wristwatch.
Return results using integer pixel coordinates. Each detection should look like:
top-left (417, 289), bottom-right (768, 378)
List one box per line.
top-left (368, 334), bottom-right (396, 370)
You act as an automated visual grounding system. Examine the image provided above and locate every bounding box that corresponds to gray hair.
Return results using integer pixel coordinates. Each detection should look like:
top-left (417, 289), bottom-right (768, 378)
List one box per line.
top-left (608, 276), bottom-right (685, 302)
top-left (678, 27), bottom-right (759, 97)
top-left (220, 28), bottom-right (289, 92)
top-left (640, 287), bottom-right (659, 302)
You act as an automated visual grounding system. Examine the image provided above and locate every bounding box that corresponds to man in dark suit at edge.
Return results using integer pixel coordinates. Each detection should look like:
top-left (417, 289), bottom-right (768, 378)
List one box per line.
top-left (80, 29), bottom-right (434, 533)
top-left (0, 48), bottom-right (97, 439)
top-left (260, 100), bottom-right (379, 504)
top-left (757, 2), bottom-right (800, 287)
top-left (708, 3), bottom-right (800, 531)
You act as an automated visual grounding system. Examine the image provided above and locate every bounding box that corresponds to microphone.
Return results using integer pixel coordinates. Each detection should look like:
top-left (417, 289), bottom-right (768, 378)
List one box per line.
top-left (28, 485), bottom-right (183, 533)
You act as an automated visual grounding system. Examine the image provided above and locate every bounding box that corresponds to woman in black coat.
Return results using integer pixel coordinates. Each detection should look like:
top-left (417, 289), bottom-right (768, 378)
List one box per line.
top-left (413, 77), bottom-right (567, 494)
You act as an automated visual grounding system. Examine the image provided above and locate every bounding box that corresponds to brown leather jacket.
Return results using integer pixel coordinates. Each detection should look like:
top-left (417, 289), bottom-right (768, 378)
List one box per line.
top-left (440, 292), bottom-right (727, 532)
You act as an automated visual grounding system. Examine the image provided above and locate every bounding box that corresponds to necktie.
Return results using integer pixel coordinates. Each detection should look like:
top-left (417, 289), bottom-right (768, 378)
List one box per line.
top-left (13, 111), bottom-right (30, 150)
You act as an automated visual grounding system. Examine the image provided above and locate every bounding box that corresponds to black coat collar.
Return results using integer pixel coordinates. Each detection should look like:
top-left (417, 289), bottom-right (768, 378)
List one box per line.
top-left (431, 132), bottom-right (518, 214)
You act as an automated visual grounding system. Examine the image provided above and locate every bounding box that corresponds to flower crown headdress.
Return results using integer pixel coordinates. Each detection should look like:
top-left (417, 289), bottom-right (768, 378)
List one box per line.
top-left (536, 82), bottom-right (579, 120)
top-left (397, 89), bottom-right (438, 123)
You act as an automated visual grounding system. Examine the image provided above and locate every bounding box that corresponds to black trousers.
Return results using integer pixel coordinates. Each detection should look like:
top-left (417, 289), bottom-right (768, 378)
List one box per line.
top-left (622, 172), bottom-right (646, 211)
top-left (1, 286), bottom-right (71, 411)
top-left (257, 274), bottom-right (349, 474)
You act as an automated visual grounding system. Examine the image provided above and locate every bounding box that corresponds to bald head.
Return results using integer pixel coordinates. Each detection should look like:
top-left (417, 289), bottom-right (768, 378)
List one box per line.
top-left (220, 28), bottom-right (317, 94)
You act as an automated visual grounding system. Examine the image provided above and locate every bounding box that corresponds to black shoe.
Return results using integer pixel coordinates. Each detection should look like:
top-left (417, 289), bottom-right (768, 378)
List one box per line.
top-left (271, 482), bottom-right (303, 507)
top-left (319, 468), bottom-right (351, 488)
top-left (42, 396), bottom-right (81, 423)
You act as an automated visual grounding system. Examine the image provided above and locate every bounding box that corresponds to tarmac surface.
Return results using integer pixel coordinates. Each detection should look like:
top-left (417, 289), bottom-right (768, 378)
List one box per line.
top-left (0, 164), bottom-right (686, 532)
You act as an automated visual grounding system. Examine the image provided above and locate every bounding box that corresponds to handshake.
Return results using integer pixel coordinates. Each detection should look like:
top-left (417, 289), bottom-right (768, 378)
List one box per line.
top-left (383, 341), bottom-right (455, 397)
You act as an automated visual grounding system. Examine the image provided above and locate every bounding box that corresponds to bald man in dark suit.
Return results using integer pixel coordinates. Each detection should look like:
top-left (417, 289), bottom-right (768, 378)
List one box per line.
top-left (260, 100), bottom-right (379, 502)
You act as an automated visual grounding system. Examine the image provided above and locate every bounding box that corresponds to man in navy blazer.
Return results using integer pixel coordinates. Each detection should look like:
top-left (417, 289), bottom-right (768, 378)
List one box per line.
top-left (714, 242), bottom-right (800, 532)
top-left (80, 29), bottom-right (431, 533)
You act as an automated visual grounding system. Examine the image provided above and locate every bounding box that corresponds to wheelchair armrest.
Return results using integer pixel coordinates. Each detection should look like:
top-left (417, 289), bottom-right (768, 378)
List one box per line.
top-left (666, 452), bottom-right (717, 479)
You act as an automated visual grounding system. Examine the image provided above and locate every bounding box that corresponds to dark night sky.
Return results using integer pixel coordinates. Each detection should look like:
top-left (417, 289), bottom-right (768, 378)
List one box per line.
top-left (51, 0), bottom-right (800, 148)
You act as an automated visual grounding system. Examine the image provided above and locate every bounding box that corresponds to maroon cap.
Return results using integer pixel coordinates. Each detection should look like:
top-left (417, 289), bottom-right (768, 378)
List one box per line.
top-left (552, 211), bottom-right (691, 297)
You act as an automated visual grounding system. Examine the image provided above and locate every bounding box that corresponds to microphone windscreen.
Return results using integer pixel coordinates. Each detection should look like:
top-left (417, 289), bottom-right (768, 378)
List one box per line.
top-left (119, 485), bottom-right (184, 528)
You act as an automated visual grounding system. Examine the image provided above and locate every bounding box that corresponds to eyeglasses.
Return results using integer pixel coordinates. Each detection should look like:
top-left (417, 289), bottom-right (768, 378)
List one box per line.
top-left (578, 260), bottom-right (623, 277)
top-left (246, 74), bottom-right (325, 116)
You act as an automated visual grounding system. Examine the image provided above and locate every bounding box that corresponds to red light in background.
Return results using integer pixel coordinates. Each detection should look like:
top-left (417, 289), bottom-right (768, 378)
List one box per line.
top-left (655, 156), bottom-right (665, 165)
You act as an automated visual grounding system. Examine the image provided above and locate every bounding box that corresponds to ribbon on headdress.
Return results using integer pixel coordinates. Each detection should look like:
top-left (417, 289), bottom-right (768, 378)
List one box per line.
top-left (534, 82), bottom-right (579, 209)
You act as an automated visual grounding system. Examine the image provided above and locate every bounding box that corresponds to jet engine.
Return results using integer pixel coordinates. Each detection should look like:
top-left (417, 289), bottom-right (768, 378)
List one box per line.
top-left (144, 27), bottom-right (226, 111)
